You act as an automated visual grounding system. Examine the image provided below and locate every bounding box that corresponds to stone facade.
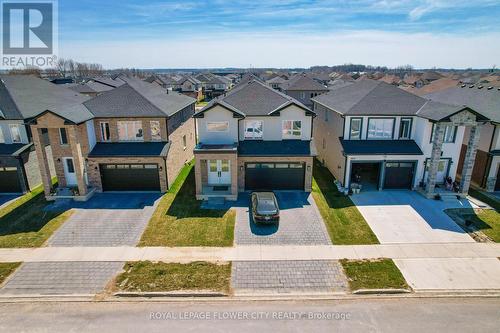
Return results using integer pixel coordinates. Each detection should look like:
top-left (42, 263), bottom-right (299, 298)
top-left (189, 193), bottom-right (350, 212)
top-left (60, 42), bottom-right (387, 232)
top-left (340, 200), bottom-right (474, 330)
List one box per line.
top-left (425, 122), bottom-right (446, 197)
top-left (165, 118), bottom-right (195, 187)
top-left (459, 124), bottom-right (481, 194)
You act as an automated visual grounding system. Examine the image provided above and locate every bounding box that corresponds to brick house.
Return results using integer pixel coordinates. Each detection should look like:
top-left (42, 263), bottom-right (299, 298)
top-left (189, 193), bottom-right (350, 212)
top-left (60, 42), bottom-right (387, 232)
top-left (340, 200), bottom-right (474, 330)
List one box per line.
top-left (29, 76), bottom-right (196, 200)
top-left (312, 79), bottom-right (489, 198)
top-left (193, 80), bottom-right (316, 200)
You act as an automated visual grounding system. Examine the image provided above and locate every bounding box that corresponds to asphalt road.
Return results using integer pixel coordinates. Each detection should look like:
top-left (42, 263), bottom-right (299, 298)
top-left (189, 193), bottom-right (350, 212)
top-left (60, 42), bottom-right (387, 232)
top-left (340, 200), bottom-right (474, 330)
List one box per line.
top-left (0, 298), bottom-right (498, 332)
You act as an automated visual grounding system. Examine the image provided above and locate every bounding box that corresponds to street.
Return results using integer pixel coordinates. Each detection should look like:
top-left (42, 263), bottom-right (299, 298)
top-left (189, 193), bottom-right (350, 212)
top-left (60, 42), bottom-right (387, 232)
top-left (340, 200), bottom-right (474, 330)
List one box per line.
top-left (0, 298), bottom-right (498, 332)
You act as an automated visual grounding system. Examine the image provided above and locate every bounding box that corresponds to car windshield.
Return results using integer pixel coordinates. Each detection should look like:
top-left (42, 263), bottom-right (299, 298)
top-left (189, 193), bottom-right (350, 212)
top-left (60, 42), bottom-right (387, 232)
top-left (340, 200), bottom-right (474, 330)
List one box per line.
top-left (257, 198), bottom-right (277, 212)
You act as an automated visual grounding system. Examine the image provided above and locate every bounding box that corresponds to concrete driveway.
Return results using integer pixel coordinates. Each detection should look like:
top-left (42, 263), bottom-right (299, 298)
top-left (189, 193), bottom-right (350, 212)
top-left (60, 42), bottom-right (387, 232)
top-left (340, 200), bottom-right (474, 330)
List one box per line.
top-left (234, 191), bottom-right (331, 245)
top-left (351, 191), bottom-right (475, 244)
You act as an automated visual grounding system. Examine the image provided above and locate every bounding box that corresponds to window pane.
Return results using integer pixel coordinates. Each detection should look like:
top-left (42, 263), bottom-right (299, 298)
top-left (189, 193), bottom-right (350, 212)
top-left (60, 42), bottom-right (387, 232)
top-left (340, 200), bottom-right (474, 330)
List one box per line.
top-left (386, 162), bottom-right (399, 168)
top-left (134, 121), bottom-right (143, 139)
top-left (246, 164), bottom-right (257, 168)
top-left (130, 164), bottom-right (143, 169)
top-left (209, 160), bottom-right (218, 172)
top-left (293, 121), bottom-right (301, 130)
top-left (66, 159), bottom-right (74, 173)
top-left (221, 160), bottom-right (230, 172)
top-left (350, 119), bottom-right (361, 139)
top-left (118, 122), bottom-right (127, 140)
top-left (261, 163), bottom-right (274, 168)
top-left (207, 122), bottom-right (228, 132)
top-left (399, 162), bottom-right (413, 168)
top-left (244, 120), bottom-right (263, 139)
top-left (10, 125), bottom-right (21, 143)
top-left (144, 164), bottom-right (157, 169)
top-left (400, 119), bottom-right (411, 139)
top-left (368, 119), bottom-right (394, 139)
top-left (60, 128), bottom-right (68, 144)
top-left (275, 164), bottom-right (289, 168)
top-left (150, 121), bottom-right (161, 141)
top-left (289, 164), bottom-right (303, 168)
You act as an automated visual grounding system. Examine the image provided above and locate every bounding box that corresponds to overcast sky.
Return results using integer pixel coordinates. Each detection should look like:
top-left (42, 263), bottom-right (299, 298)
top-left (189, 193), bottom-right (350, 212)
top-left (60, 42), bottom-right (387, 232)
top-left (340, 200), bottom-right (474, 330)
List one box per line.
top-left (57, 0), bottom-right (500, 69)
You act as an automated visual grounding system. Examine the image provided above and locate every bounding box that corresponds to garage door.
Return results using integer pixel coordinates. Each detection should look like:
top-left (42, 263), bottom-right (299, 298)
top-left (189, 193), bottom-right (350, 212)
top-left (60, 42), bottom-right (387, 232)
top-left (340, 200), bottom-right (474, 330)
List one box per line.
top-left (100, 164), bottom-right (160, 191)
top-left (245, 162), bottom-right (305, 191)
top-left (0, 167), bottom-right (22, 193)
top-left (384, 162), bottom-right (415, 189)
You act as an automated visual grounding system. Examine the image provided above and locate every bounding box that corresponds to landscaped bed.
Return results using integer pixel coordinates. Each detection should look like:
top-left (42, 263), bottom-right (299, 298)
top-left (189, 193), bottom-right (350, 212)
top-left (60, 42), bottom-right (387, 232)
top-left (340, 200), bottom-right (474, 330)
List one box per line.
top-left (115, 261), bottom-right (231, 293)
top-left (139, 162), bottom-right (235, 247)
top-left (340, 259), bottom-right (409, 291)
top-left (0, 262), bottom-right (21, 285)
top-left (0, 183), bottom-right (73, 248)
top-left (446, 208), bottom-right (500, 243)
top-left (312, 160), bottom-right (379, 245)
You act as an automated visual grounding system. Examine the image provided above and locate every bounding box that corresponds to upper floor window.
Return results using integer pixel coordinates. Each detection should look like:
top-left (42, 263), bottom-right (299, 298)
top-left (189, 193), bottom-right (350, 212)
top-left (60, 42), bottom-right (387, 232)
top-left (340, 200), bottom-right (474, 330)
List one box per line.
top-left (300, 92), bottom-right (306, 99)
top-left (367, 118), bottom-right (394, 139)
top-left (399, 118), bottom-right (412, 139)
top-left (59, 128), bottom-right (68, 145)
top-left (9, 124), bottom-right (21, 143)
top-left (349, 118), bottom-right (362, 140)
top-left (100, 122), bottom-right (110, 142)
top-left (282, 120), bottom-right (302, 139)
top-left (244, 120), bottom-right (263, 139)
top-left (150, 121), bottom-right (161, 141)
top-left (118, 121), bottom-right (143, 141)
top-left (207, 122), bottom-right (229, 132)
top-left (324, 108), bottom-right (328, 122)
top-left (430, 124), bottom-right (457, 143)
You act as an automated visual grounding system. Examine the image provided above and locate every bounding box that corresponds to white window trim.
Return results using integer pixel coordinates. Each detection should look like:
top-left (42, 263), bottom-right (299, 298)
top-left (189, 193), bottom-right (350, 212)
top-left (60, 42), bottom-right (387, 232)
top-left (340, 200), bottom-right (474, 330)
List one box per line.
top-left (282, 120), bottom-right (302, 139)
top-left (117, 121), bottom-right (144, 141)
top-left (367, 118), bottom-right (394, 140)
top-left (100, 122), bottom-right (110, 142)
top-left (206, 121), bottom-right (229, 132)
top-left (9, 124), bottom-right (22, 143)
top-left (244, 120), bottom-right (263, 140)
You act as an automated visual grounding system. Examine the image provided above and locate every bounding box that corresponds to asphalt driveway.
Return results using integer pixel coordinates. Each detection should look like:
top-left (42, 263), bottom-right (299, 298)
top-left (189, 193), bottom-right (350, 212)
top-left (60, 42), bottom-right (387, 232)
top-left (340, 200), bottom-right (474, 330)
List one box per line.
top-left (351, 191), bottom-right (475, 244)
top-left (234, 191), bottom-right (331, 245)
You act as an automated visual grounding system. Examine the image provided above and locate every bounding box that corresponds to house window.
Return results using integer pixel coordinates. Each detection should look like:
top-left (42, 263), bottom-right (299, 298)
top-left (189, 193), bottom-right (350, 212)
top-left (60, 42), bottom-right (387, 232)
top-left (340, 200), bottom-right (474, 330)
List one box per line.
top-left (350, 118), bottom-right (362, 140)
top-left (59, 128), bottom-right (68, 145)
top-left (65, 158), bottom-right (74, 173)
top-left (282, 120), bottom-right (302, 139)
top-left (443, 125), bottom-right (457, 143)
top-left (300, 92), bottom-right (306, 99)
top-left (182, 135), bottom-right (187, 150)
top-left (0, 127), bottom-right (4, 143)
top-left (399, 118), bottom-right (412, 139)
top-left (367, 118), bottom-right (394, 139)
top-left (9, 124), bottom-right (21, 143)
top-left (100, 122), bottom-right (110, 141)
top-left (150, 120), bottom-right (161, 141)
top-left (324, 109), bottom-right (329, 122)
top-left (207, 122), bottom-right (229, 132)
top-left (244, 120), bottom-right (263, 139)
top-left (117, 121), bottom-right (143, 141)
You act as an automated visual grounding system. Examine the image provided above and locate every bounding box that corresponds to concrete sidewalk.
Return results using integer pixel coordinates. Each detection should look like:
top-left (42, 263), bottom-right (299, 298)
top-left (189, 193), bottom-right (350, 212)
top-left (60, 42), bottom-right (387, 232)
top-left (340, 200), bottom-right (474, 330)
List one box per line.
top-left (0, 243), bottom-right (499, 263)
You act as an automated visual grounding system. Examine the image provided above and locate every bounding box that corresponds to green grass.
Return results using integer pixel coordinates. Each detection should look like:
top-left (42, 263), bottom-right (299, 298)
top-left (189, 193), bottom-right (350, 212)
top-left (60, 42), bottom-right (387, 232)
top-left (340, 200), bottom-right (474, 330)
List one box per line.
top-left (312, 160), bottom-right (379, 245)
top-left (196, 101), bottom-right (208, 107)
top-left (0, 262), bottom-right (21, 285)
top-left (341, 259), bottom-right (409, 291)
top-left (0, 182), bottom-right (72, 248)
top-left (115, 261), bottom-right (231, 293)
top-left (469, 188), bottom-right (500, 211)
top-left (139, 162), bottom-right (235, 247)
top-left (456, 209), bottom-right (500, 242)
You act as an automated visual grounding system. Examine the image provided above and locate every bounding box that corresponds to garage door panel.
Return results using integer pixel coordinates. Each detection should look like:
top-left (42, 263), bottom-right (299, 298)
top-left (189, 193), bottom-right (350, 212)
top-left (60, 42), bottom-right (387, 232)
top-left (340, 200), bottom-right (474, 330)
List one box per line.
top-left (245, 162), bottom-right (304, 191)
top-left (384, 162), bottom-right (414, 189)
top-left (0, 168), bottom-right (22, 193)
top-left (100, 164), bottom-right (160, 191)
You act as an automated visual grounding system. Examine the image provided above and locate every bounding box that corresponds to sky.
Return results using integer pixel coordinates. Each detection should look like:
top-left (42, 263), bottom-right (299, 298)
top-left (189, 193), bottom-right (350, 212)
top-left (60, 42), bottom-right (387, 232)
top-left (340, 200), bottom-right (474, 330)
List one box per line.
top-left (56, 0), bottom-right (500, 69)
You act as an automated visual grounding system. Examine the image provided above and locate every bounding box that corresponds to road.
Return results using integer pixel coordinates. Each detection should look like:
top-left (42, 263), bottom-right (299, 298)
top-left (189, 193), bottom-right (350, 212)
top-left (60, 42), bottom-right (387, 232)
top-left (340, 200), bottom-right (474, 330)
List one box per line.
top-left (0, 298), bottom-right (498, 332)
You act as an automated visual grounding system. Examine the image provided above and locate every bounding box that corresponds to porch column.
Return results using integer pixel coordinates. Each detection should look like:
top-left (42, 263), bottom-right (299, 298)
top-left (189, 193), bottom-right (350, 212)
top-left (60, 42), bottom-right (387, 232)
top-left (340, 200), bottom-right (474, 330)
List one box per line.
top-left (425, 122), bottom-right (445, 198)
top-left (194, 155), bottom-right (203, 196)
top-left (68, 126), bottom-right (88, 196)
top-left (460, 125), bottom-right (481, 195)
top-left (32, 127), bottom-right (52, 196)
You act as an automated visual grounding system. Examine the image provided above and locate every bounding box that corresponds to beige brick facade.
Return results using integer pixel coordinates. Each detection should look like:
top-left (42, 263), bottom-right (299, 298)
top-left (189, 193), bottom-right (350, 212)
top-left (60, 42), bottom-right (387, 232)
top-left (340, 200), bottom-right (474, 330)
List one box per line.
top-left (166, 118), bottom-right (195, 187)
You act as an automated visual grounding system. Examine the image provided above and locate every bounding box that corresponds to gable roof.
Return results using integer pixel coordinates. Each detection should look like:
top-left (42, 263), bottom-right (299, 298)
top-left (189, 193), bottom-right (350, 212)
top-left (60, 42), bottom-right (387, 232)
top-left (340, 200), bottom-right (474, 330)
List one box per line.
top-left (195, 80), bottom-right (313, 117)
top-left (281, 74), bottom-right (328, 91)
top-left (312, 79), bottom-right (486, 122)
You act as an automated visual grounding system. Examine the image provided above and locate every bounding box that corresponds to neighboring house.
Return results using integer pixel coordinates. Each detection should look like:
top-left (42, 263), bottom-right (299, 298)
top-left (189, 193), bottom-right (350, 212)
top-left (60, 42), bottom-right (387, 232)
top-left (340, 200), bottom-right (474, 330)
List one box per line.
top-left (195, 73), bottom-right (229, 100)
top-left (193, 80), bottom-right (316, 200)
top-left (312, 80), bottom-right (489, 198)
top-left (266, 76), bottom-right (287, 90)
top-left (401, 78), bottom-right (459, 96)
top-left (66, 83), bottom-right (99, 96)
top-left (425, 85), bottom-right (500, 192)
top-left (281, 74), bottom-right (328, 107)
top-left (24, 76), bottom-right (195, 200)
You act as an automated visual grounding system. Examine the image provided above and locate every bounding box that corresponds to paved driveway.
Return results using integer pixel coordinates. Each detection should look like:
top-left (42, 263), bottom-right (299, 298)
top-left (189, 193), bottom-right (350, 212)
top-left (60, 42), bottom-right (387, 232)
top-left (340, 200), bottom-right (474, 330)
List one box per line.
top-left (47, 193), bottom-right (161, 247)
top-left (234, 191), bottom-right (331, 245)
top-left (351, 191), bottom-right (475, 244)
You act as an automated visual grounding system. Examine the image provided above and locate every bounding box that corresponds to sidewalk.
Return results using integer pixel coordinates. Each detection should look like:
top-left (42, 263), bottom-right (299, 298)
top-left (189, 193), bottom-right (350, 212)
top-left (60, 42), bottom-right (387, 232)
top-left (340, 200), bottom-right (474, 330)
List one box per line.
top-left (0, 243), bottom-right (499, 263)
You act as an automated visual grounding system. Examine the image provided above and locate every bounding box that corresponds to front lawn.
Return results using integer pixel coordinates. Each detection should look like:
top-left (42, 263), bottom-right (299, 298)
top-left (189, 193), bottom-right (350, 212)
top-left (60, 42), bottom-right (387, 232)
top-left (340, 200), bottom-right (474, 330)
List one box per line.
top-left (0, 183), bottom-right (72, 248)
top-left (139, 162), bottom-right (235, 247)
top-left (447, 208), bottom-right (500, 242)
top-left (115, 261), bottom-right (231, 293)
top-left (341, 259), bottom-right (409, 291)
top-left (0, 262), bottom-right (21, 284)
top-left (312, 160), bottom-right (379, 245)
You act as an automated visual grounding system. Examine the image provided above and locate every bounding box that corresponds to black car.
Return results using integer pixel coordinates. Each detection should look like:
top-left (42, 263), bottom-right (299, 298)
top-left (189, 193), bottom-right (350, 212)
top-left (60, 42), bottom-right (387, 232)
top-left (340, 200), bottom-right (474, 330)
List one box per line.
top-left (251, 192), bottom-right (280, 224)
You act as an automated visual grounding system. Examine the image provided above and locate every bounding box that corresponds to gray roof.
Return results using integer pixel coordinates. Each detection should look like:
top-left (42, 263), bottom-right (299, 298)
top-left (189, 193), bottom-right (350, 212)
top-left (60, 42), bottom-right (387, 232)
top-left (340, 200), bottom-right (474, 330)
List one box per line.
top-left (0, 75), bottom-right (93, 123)
top-left (85, 80), bottom-right (115, 92)
top-left (0, 143), bottom-right (33, 156)
top-left (84, 76), bottom-right (195, 118)
top-left (282, 74), bottom-right (328, 91)
top-left (425, 86), bottom-right (500, 123)
top-left (340, 139), bottom-right (423, 155)
top-left (88, 142), bottom-right (170, 157)
top-left (91, 76), bottom-right (125, 88)
top-left (197, 80), bottom-right (312, 117)
top-left (66, 83), bottom-right (97, 94)
top-left (313, 79), bottom-right (480, 121)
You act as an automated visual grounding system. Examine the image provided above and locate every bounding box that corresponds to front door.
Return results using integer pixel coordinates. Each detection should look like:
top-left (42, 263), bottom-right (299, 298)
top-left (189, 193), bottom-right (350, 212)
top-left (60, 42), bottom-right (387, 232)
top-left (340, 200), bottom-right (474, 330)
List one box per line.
top-left (425, 159), bottom-right (449, 184)
top-left (207, 160), bottom-right (231, 185)
top-left (63, 157), bottom-right (77, 186)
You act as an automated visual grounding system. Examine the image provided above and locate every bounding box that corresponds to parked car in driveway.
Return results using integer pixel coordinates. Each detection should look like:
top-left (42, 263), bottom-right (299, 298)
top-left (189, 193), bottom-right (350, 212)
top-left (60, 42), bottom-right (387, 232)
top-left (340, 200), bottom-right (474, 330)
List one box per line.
top-left (251, 192), bottom-right (280, 224)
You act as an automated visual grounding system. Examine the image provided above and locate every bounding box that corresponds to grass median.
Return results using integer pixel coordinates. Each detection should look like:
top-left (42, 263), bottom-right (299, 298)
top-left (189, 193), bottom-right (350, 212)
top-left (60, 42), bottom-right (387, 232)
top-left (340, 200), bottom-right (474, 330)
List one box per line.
top-left (341, 259), bottom-right (409, 291)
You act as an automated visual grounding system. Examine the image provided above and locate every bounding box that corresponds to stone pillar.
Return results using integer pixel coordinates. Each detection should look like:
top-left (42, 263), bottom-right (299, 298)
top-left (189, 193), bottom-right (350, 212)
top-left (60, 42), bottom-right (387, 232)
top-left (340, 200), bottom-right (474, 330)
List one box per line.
top-left (32, 128), bottom-right (53, 196)
top-left (425, 122), bottom-right (445, 198)
top-left (460, 125), bottom-right (481, 195)
top-left (68, 126), bottom-right (88, 196)
top-left (194, 155), bottom-right (203, 197)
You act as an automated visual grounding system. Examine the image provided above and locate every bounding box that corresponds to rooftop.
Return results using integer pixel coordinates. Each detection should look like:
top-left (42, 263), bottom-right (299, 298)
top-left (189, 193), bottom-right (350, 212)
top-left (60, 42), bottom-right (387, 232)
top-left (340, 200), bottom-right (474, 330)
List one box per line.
top-left (340, 139), bottom-right (423, 155)
top-left (88, 142), bottom-right (170, 157)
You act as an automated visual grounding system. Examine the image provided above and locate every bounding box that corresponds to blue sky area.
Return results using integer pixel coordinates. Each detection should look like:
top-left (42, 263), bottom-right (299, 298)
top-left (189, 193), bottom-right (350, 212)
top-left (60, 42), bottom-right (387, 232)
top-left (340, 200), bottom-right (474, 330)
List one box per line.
top-left (56, 0), bottom-right (500, 68)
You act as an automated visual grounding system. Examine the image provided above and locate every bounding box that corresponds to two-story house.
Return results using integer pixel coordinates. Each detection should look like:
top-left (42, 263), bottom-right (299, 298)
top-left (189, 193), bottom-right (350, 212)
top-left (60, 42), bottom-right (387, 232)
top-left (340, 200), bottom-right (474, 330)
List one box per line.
top-left (26, 76), bottom-right (195, 200)
top-left (195, 73), bottom-right (229, 101)
top-left (312, 80), bottom-right (489, 198)
top-left (193, 80), bottom-right (316, 200)
top-left (426, 85), bottom-right (500, 192)
top-left (282, 74), bottom-right (328, 107)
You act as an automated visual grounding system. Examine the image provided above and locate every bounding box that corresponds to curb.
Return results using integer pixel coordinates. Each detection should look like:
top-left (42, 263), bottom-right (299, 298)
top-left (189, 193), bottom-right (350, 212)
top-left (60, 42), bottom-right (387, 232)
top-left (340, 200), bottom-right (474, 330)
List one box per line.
top-left (352, 288), bottom-right (411, 295)
top-left (114, 291), bottom-right (228, 298)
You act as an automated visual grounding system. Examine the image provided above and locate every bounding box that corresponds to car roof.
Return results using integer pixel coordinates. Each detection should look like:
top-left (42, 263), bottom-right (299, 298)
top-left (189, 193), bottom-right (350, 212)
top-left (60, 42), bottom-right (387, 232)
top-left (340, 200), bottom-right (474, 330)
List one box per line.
top-left (253, 192), bottom-right (276, 200)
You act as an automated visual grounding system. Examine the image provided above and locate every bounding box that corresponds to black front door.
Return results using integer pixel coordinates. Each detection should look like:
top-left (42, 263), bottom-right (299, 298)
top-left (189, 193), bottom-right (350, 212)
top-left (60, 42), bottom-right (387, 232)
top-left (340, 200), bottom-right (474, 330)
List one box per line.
top-left (384, 162), bottom-right (415, 189)
top-left (0, 167), bottom-right (22, 193)
top-left (100, 164), bottom-right (161, 191)
top-left (245, 162), bottom-right (305, 191)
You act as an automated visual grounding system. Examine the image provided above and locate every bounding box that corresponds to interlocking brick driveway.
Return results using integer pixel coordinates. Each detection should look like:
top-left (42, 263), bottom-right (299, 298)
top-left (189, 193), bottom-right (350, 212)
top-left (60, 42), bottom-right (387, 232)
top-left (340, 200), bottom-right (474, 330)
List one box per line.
top-left (0, 262), bottom-right (124, 295)
top-left (231, 260), bottom-right (348, 295)
top-left (234, 191), bottom-right (331, 245)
